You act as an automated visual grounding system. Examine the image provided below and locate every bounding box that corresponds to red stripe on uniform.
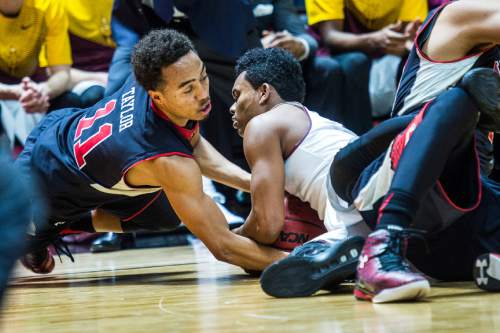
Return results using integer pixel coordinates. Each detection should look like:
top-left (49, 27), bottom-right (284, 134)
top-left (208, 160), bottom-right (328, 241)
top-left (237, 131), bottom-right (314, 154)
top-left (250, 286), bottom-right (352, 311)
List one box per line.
top-left (377, 193), bottom-right (395, 225)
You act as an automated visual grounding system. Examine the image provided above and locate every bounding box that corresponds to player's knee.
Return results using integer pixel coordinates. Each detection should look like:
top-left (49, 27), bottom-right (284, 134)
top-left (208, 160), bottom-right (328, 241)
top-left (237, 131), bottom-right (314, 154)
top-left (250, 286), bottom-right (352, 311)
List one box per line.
top-left (330, 151), bottom-right (357, 202)
top-left (434, 88), bottom-right (479, 131)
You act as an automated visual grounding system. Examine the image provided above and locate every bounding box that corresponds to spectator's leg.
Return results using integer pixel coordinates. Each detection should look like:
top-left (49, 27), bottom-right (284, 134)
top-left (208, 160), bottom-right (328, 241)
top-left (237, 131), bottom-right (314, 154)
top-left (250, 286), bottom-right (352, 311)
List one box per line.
top-left (335, 52), bottom-right (372, 135)
top-left (48, 91), bottom-right (82, 111)
top-left (104, 19), bottom-right (140, 97)
top-left (303, 56), bottom-right (343, 122)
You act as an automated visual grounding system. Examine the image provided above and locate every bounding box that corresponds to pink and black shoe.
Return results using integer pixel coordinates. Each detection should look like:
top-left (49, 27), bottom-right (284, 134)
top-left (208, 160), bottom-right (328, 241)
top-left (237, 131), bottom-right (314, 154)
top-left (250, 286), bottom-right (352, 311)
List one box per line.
top-left (474, 253), bottom-right (500, 292)
top-left (355, 225), bottom-right (430, 303)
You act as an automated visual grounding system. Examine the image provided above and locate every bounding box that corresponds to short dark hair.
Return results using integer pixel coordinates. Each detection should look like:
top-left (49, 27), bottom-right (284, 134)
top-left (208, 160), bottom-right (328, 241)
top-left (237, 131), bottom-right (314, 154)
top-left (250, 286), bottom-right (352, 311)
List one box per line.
top-left (235, 48), bottom-right (306, 103)
top-left (131, 29), bottom-right (196, 91)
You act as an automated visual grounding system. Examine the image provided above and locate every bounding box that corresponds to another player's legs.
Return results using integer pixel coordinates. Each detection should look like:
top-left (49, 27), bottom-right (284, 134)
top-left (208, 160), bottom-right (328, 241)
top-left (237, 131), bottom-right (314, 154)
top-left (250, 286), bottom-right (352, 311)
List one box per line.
top-left (356, 69), bottom-right (500, 303)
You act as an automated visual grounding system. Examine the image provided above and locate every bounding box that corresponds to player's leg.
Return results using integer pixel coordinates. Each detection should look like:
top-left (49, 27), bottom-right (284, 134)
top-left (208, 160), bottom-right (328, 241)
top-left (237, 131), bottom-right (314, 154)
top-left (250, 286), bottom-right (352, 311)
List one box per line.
top-left (99, 191), bottom-right (182, 233)
top-left (356, 69), bottom-right (500, 303)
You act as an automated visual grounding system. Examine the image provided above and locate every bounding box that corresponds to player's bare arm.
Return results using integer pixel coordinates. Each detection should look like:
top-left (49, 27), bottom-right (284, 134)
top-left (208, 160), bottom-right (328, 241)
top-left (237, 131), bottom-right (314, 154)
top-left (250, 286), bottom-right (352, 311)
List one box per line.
top-left (191, 132), bottom-right (251, 192)
top-left (237, 115), bottom-right (286, 244)
top-left (424, 0), bottom-right (500, 61)
top-left (144, 155), bottom-right (287, 270)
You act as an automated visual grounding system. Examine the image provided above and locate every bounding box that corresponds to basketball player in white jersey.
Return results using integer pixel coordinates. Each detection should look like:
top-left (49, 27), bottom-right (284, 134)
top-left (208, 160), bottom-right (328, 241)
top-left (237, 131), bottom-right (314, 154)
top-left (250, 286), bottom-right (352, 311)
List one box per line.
top-left (229, 47), bottom-right (367, 297)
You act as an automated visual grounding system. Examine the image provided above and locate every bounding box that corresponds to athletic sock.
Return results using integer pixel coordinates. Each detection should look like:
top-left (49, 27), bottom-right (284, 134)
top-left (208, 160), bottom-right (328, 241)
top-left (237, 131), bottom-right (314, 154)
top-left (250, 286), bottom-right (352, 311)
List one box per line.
top-left (65, 213), bottom-right (95, 233)
top-left (376, 190), bottom-right (420, 229)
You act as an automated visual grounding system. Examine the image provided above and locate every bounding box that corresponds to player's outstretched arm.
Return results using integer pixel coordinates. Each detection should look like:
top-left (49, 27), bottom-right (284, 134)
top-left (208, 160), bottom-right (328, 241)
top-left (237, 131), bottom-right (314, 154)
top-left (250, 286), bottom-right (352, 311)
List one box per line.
top-left (151, 155), bottom-right (287, 270)
top-left (237, 116), bottom-right (286, 245)
top-left (192, 134), bottom-right (251, 192)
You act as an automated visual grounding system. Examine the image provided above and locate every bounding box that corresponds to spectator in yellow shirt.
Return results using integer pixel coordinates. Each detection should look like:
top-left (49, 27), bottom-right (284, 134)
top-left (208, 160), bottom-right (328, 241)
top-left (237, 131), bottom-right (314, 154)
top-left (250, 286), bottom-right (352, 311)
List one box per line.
top-left (63, 0), bottom-right (115, 107)
top-left (0, 0), bottom-right (73, 147)
top-left (305, 0), bottom-right (428, 117)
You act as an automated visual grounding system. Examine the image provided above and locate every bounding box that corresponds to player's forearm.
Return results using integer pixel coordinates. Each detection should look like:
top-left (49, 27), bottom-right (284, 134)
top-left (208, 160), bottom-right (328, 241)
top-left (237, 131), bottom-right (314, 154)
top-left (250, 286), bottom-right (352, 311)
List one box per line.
top-left (220, 233), bottom-right (288, 270)
top-left (40, 66), bottom-right (71, 99)
top-left (193, 137), bottom-right (251, 192)
top-left (239, 207), bottom-right (283, 244)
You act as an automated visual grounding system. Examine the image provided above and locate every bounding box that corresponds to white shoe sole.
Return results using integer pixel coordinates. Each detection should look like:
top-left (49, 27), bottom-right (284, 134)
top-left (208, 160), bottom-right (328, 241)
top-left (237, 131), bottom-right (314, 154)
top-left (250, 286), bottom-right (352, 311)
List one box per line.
top-left (372, 280), bottom-right (430, 303)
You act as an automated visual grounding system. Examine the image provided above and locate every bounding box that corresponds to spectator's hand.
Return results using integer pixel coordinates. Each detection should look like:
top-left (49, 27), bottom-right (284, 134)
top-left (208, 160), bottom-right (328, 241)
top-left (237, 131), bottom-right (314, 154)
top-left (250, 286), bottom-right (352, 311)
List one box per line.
top-left (265, 31), bottom-right (306, 60)
top-left (261, 30), bottom-right (276, 48)
top-left (369, 22), bottom-right (408, 55)
top-left (19, 86), bottom-right (49, 114)
top-left (403, 20), bottom-right (421, 52)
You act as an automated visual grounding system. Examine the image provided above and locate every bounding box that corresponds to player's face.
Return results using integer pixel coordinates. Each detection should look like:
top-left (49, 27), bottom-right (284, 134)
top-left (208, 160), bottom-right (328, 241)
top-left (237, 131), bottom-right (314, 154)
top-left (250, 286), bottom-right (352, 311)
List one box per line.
top-left (230, 72), bottom-right (265, 137)
top-left (150, 51), bottom-right (211, 125)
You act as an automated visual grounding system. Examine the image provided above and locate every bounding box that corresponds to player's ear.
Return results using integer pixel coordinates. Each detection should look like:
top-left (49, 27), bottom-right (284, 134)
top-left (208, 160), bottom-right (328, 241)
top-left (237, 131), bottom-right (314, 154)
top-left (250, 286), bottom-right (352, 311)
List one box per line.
top-left (148, 90), bottom-right (162, 103)
top-left (258, 83), bottom-right (271, 105)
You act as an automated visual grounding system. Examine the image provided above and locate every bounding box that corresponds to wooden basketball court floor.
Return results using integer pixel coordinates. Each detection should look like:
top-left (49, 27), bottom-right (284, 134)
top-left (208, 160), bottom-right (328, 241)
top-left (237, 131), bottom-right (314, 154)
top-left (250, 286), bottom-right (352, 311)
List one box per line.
top-left (1, 240), bottom-right (499, 333)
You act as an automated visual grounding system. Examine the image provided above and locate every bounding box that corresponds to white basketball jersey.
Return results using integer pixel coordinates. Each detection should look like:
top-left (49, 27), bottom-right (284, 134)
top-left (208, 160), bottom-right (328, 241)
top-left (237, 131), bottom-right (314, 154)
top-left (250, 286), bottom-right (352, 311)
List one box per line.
top-left (284, 108), bottom-right (362, 232)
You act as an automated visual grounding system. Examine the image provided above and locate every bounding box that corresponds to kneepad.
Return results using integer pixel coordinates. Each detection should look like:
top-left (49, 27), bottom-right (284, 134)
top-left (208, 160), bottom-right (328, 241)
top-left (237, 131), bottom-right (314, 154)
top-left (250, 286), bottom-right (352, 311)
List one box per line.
top-left (273, 193), bottom-right (327, 251)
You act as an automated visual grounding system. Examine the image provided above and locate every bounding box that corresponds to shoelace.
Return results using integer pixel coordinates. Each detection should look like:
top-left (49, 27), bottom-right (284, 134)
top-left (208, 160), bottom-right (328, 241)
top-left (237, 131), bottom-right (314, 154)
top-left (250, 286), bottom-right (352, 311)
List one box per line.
top-left (51, 237), bottom-right (75, 263)
top-left (380, 228), bottom-right (427, 272)
top-left (27, 233), bottom-right (75, 264)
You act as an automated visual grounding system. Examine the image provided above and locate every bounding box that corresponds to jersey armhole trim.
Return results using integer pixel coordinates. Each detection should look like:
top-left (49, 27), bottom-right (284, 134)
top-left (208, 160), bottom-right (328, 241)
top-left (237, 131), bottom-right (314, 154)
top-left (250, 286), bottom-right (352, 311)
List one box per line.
top-left (284, 105), bottom-right (312, 161)
top-left (415, 2), bottom-right (492, 64)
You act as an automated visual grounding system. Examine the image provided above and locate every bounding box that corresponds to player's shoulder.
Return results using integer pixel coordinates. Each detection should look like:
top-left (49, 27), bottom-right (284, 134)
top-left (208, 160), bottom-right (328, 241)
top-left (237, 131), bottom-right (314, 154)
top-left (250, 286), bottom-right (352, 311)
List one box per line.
top-left (439, 0), bottom-right (492, 24)
top-left (248, 103), bottom-right (306, 133)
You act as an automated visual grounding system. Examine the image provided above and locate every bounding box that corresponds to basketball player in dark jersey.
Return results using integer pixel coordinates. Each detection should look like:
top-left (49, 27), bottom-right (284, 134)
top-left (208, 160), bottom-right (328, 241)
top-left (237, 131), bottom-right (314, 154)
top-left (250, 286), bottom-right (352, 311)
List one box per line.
top-left (17, 29), bottom-right (288, 274)
top-left (341, 0), bottom-right (500, 302)
top-left (261, 0), bottom-right (500, 301)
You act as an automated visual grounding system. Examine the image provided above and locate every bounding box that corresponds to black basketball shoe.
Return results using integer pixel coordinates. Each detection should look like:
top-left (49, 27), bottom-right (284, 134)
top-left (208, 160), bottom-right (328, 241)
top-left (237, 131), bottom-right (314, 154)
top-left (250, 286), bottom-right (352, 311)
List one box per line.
top-left (474, 253), bottom-right (500, 292)
top-left (260, 236), bottom-right (365, 297)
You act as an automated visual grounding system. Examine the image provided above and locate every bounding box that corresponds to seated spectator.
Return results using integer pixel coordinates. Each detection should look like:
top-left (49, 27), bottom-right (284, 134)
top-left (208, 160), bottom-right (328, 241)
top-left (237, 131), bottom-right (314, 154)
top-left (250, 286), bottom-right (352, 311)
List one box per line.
top-left (63, 0), bottom-right (115, 107)
top-left (0, 0), bottom-right (74, 148)
top-left (252, 0), bottom-right (346, 124)
top-left (305, 0), bottom-right (428, 118)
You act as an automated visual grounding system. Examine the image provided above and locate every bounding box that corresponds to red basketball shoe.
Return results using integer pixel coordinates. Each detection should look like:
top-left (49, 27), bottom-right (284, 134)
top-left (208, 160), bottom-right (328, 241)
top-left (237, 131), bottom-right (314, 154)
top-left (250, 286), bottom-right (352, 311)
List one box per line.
top-left (474, 253), bottom-right (500, 292)
top-left (355, 225), bottom-right (430, 303)
top-left (20, 246), bottom-right (55, 274)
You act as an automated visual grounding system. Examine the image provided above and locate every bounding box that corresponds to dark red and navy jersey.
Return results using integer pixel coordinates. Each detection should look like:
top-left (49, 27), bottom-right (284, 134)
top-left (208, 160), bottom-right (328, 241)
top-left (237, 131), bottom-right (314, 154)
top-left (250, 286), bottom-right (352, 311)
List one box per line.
top-left (392, 2), bottom-right (500, 117)
top-left (25, 76), bottom-right (198, 220)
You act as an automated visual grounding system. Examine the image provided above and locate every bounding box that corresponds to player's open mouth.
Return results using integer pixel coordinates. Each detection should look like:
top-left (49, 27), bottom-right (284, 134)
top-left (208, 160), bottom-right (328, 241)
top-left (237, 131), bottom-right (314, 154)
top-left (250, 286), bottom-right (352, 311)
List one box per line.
top-left (200, 102), bottom-right (212, 115)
